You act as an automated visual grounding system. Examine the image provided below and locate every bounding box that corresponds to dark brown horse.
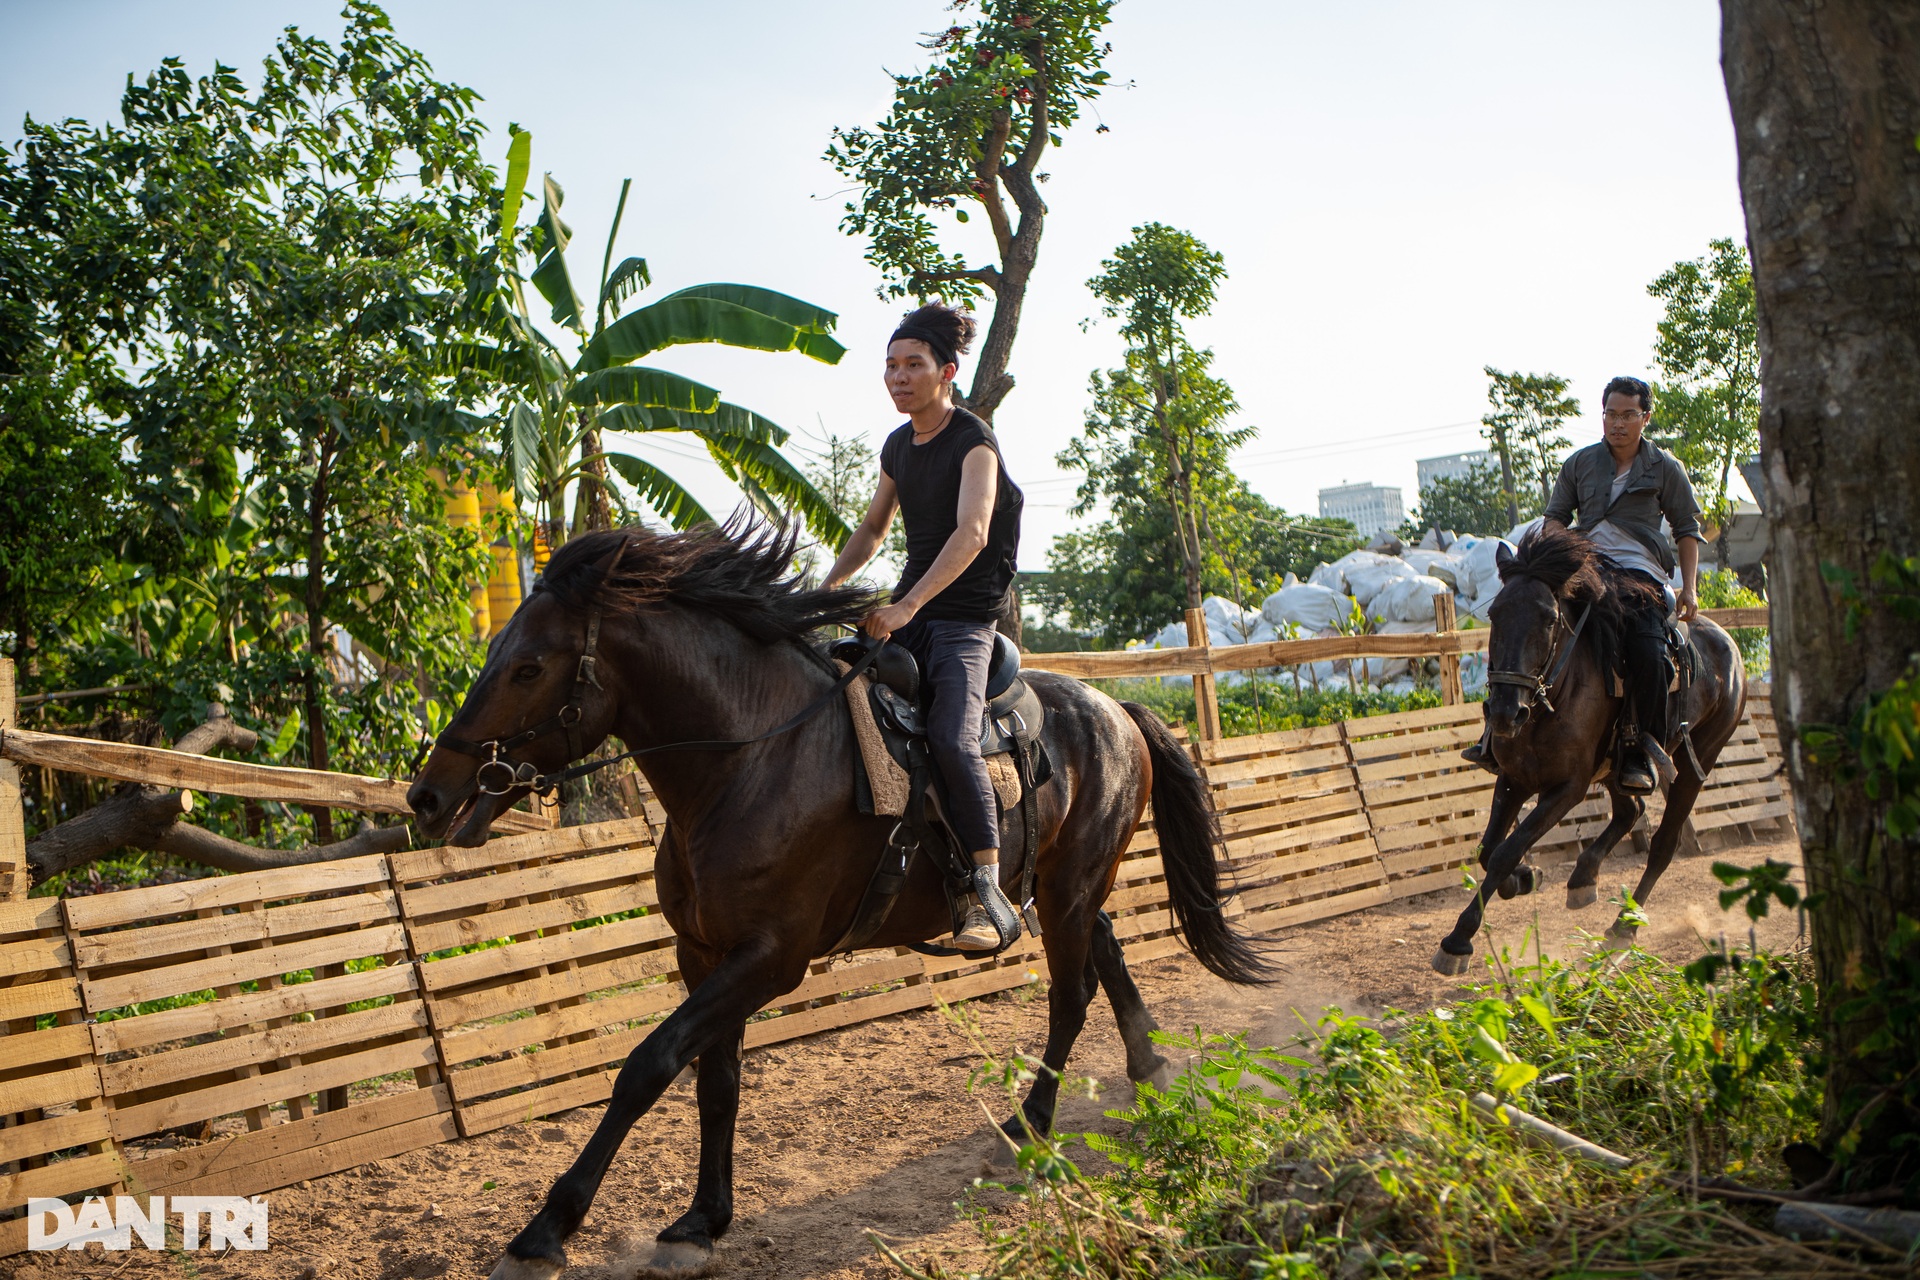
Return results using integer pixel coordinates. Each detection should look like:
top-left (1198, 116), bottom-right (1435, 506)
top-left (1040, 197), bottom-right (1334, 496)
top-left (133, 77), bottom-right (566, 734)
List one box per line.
top-left (1431, 524), bottom-right (1746, 975)
top-left (407, 523), bottom-right (1273, 1280)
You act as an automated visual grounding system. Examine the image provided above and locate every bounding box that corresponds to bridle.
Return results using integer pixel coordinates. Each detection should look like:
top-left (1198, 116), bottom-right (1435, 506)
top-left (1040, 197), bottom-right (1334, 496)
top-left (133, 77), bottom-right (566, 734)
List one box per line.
top-left (1485, 597), bottom-right (1592, 717)
top-left (433, 541), bottom-right (884, 799)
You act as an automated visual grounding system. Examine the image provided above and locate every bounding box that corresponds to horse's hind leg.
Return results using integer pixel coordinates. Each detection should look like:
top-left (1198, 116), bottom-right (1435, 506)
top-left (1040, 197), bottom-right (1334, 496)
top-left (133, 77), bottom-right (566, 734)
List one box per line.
top-left (1090, 910), bottom-right (1173, 1091)
top-left (1565, 788), bottom-right (1644, 909)
top-left (1611, 761), bottom-right (1711, 944)
top-left (1005, 907), bottom-right (1099, 1143)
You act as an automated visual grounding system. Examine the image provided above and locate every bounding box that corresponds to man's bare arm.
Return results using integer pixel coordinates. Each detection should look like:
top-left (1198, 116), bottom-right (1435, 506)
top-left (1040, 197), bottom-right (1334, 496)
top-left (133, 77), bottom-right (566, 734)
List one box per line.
top-left (824, 472), bottom-right (899, 588)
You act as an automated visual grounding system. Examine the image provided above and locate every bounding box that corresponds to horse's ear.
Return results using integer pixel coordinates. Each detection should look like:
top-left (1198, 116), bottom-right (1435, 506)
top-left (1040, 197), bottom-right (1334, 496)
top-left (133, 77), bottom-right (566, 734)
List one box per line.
top-left (1495, 542), bottom-right (1515, 576)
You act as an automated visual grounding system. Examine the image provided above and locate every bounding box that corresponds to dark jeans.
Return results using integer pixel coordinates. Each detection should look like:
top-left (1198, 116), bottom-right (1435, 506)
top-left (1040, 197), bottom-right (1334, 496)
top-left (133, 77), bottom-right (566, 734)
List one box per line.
top-left (890, 617), bottom-right (1000, 854)
top-left (1610, 564), bottom-right (1678, 748)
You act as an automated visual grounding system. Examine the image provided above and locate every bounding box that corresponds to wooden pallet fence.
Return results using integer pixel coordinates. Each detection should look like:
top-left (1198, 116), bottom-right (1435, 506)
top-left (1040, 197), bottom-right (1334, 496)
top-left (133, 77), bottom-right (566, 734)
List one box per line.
top-left (1345, 703), bottom-right (1497, 897)
top-left (388, 818), bottom-right (680, 1138)
top-left (0, 897), bottom-right (116, 1256)
top-left (60, 855), bottom-right (454, 1207)
top-left (0, 663), bottom-right (28, 903)
top-left (1197, 724), bottom-right (1393, 933)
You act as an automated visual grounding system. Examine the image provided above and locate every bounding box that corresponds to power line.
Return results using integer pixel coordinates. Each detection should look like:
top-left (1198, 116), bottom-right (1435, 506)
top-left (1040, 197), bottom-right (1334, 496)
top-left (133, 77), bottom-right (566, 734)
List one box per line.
top-left (1234, 418), bottom-right (1482, 466)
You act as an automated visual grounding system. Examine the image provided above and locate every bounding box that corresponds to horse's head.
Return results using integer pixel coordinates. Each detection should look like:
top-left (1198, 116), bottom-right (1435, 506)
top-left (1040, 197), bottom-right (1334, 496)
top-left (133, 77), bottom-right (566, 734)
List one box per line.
top-left (407, 585), bottom-right (622, 847)
top-left (1482, 541), bottom-right (1574, 740)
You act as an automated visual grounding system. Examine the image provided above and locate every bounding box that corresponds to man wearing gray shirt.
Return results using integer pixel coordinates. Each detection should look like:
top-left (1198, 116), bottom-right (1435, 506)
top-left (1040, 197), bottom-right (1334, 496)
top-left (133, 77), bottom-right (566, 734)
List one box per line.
top-left (1465, 375), bottom-right (1703, 793)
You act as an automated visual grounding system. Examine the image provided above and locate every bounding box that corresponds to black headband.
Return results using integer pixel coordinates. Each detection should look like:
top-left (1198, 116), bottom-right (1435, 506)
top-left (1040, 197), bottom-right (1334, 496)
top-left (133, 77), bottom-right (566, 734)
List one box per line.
top-left (889, 323), bottom-right (957, 371)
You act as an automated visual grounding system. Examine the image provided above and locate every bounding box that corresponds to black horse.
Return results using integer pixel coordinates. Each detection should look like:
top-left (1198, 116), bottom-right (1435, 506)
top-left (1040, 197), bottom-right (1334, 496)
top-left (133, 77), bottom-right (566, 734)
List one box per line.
top-left (408, 523), bottom-right (1274, 1279)
top-left (1432, 525), bottom-right (1747, 975)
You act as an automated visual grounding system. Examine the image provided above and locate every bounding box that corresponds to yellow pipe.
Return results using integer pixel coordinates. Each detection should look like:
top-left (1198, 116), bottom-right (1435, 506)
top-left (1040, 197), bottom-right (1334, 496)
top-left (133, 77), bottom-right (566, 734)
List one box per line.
top-left (435, 470), bottom-right (492, 638)
top-left (478, 483), bottom-right (523, 637)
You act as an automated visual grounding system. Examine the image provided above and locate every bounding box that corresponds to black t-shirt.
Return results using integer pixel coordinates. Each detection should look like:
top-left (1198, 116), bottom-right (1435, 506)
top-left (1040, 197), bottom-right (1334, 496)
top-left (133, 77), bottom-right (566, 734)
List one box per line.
top-left (879, 408), bottom-right (1024, 623)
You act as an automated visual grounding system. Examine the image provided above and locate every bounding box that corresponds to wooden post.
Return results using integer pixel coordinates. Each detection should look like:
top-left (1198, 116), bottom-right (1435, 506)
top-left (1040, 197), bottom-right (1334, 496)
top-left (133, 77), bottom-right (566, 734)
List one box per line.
top-left (1435, 594), bottom-right (1465, 706)
top-left (1184, 607), bottom-right (1223, 743)
top-left (0, 659), bottom-right (26, 900)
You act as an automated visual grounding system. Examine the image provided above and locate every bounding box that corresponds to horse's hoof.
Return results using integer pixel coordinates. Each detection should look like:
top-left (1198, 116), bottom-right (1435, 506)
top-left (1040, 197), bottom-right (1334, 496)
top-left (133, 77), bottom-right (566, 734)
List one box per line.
top-left (1512, 865), bottom-right (1537, 896)
top-left (1603, 922), bottom-right (1639, 950)
top-left (1135, 1054), bottom-right (1176, 1094)
top-left (1566, 883), bottom-right (1598, 910)
top-left (489, 1254), bottom-right (566, 1280)
top-left (629, 1239), bottom-right (716, 1280)
top-left (1431, 946), bottom-right (1473, 976)
top-left (1496, 873), bottom-right (1519, 900)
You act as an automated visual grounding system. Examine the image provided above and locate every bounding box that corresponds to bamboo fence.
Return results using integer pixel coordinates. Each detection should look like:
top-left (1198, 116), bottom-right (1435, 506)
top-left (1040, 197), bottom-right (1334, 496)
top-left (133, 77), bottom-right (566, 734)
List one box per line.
top-left (0, 614), bottom-right (1788, 1253)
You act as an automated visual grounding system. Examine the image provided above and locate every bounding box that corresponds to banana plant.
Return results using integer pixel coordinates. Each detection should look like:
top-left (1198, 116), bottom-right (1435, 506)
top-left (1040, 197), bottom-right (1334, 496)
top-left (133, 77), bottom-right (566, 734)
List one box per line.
top-left (480, 127), bottom-right (852, 553)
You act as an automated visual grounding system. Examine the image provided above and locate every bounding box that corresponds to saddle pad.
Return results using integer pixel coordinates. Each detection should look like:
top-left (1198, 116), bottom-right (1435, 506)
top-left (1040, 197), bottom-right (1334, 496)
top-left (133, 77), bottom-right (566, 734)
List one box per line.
top-left (837, 663), bottom-right (1021, 819)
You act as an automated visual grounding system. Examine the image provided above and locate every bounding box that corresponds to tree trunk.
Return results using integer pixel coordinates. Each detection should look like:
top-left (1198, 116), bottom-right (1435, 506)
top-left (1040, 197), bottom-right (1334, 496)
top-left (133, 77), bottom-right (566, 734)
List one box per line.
top-left (575, 418), bottom-right (614, 533)
top-left (1723, 0), bottom-right (1920, 1169)
top-left (1494, 432), bottom-right (1520, 528)
top-left (304, 430), bottom-right (335, 845)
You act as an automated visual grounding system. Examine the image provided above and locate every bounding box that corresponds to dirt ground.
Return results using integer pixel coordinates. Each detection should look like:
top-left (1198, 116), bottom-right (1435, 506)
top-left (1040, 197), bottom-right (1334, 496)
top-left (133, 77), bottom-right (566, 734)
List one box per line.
top-left (6, 836), bottom-right (1804, 1280)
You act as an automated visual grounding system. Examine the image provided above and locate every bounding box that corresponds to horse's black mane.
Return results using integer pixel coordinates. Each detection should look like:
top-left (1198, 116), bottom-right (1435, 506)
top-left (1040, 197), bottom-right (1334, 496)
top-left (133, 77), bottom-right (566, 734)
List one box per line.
top-left (538, 521), bottom-right (878, 645)
top-left (1500, 523), bottom-right (1667, 678)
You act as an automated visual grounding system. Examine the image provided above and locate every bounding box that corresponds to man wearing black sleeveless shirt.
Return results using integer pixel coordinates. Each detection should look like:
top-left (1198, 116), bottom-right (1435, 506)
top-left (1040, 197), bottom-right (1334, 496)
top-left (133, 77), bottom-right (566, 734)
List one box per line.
top-left (824, 304), bottom-right (1024, 951)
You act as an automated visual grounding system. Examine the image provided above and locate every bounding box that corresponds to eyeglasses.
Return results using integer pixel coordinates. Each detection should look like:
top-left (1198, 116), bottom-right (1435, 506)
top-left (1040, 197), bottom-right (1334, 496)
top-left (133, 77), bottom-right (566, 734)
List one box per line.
top-left (1602, 410), bottom-right (1647, 423)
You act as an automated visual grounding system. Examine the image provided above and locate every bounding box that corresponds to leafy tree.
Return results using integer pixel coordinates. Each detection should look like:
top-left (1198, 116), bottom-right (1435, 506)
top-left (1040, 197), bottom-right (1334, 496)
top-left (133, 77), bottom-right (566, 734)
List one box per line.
top-left (482, 132), bottom-right (849, 554)
top-left (1048, 347), bottom-right (1356, 644)
top-left (1648, 237), bottom-right (1760, 524)
top-left (827, 0), bottom-right (1115, 421)
top-left (1084, 223), bottom-right (1231, 610)
top-left (1400, 459), bottom-right (1536, 540)
top-left (4, 4), bottom-right (499, 850)
top-left (1481, 367), bottom-right (1578, 527)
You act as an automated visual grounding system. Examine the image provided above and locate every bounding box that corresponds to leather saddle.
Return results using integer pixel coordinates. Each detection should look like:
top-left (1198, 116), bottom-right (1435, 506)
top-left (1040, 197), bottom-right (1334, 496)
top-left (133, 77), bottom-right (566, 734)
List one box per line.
top-left (827, 632), bottom-right (1049, 779)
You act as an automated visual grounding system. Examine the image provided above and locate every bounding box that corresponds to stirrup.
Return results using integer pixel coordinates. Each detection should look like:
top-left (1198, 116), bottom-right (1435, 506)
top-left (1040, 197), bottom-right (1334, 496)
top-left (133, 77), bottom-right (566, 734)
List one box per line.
top-left (1619, 753), bottom-right (1656, 795)
top-left (952, 868), bottom-right (1022, 952)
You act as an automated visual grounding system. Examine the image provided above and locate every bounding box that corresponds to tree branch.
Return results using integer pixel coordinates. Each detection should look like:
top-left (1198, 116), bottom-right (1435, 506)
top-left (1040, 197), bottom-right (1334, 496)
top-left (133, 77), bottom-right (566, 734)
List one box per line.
top-left (910, 264), bottom-right (1002, 292)
top-left (23, 707), bottom-right (410, 884)
top-left (155, 819), bottom-right (410, 872)
top-left (976, 109), bottom-right (1016, 260)
top-left (1014, 43), bottom-right (1050, 173)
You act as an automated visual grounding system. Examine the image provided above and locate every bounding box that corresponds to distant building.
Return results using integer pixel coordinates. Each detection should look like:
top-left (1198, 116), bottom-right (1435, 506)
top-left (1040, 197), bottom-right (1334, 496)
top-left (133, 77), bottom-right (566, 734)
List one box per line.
top-left (1318, 482), bottom-right (1404, 540)
top-left (1416, 449), bottom-right (1494, 491)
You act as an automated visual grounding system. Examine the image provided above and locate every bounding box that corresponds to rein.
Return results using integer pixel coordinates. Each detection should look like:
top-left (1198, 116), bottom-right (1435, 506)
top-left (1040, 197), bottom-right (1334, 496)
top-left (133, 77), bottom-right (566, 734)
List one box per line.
top-left (1486, 599), bottom-right (1592, 717)
top-left (435, 563), bottom-right (885, 798)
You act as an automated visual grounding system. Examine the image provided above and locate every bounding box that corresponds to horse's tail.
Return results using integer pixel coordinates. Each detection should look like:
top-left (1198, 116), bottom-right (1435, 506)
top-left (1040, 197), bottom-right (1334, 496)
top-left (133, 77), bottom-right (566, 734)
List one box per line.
top-left (1120, 702), bottom-right (1278, 985)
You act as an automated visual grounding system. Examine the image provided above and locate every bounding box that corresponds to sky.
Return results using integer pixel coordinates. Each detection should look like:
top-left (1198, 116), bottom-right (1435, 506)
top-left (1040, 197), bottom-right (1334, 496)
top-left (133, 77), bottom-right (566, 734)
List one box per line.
top-left (2, 1), bottom-right (1749, 562)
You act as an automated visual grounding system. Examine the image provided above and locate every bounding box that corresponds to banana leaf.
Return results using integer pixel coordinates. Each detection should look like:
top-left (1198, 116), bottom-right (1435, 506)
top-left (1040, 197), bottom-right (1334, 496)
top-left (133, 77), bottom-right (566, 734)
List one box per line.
top-left (704, 432), bottom-right (853, 550)
top-left (603, 452), bottom-right (716, 530)
top-left (578, 296), bottom-right (839, 373)
top-left (568, 366), bottom-right (721, 413)
top-left (532, 174), bottom-right (586, 332)
top-left (595, 400), bottom-right (788, 447)
top-left (601, 256), bottom-right (650, 315)
top-left (657, 283), bottom-right (840, 334)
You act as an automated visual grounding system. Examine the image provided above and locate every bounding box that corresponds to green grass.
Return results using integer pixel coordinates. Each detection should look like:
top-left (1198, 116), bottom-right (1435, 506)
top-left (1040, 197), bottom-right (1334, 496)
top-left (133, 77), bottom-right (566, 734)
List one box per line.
top-left (879, 933), bottom-right (1908, 1280)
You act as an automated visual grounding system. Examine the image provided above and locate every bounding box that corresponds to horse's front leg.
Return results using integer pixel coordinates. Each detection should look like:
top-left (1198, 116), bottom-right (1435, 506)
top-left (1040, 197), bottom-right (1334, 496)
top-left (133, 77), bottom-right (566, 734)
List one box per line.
top-left (1433, 779), bottom-right (1585, 975)
top-left (650, 942), bottom-right (744, 1275)
top-left (489, 937), bottom-right (801, 1280)
top-left (1475, 777), bottom-right (1529, 895)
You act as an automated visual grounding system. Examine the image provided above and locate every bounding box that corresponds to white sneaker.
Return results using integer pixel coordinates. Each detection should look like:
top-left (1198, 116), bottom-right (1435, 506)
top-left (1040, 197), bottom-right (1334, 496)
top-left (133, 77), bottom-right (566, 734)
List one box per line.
top-left (952, 898), bottom-right (1000, 950)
